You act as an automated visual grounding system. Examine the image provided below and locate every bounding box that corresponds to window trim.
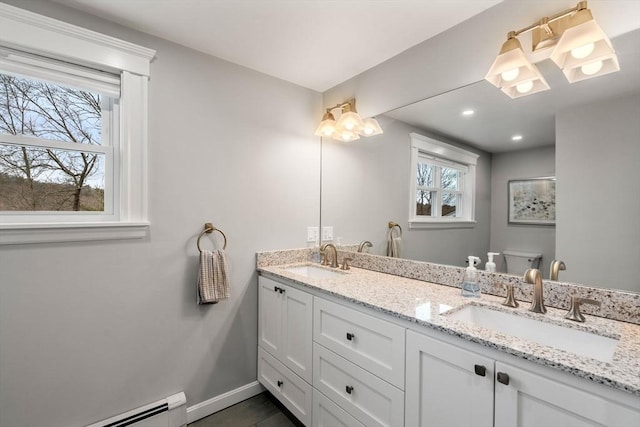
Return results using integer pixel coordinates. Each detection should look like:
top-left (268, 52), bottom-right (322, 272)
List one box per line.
top-left (409, 133), bottom-right (479, 229)
top-left (0, 3), bottom-right (155, 244)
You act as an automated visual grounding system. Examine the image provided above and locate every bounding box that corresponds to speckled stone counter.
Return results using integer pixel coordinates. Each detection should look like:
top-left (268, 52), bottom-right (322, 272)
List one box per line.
top-left (258, 259), bottom-right (640, 396)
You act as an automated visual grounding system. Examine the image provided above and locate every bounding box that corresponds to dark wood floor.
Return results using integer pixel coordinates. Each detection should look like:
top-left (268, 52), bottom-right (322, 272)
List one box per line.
top-left (188, 392), bottom-right (304, 427)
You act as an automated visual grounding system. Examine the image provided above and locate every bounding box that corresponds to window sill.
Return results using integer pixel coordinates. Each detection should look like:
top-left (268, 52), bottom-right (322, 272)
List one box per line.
top-left (0, 222), bottom-right (149, 245)
top-left (409, 220), bottom-right (476, 230)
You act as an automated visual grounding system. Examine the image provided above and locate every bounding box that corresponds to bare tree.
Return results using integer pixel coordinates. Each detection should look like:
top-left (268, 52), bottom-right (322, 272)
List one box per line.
top-left (0, 74), bottom-right (103, 211)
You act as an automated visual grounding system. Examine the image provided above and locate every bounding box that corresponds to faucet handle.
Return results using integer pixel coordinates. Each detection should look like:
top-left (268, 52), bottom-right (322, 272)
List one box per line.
top-left (564, 297), bottom-right (601, 322)
top-left (341, 257), bottom-right (353, 271)
top-left (501, 283), bottom-right (519, 308)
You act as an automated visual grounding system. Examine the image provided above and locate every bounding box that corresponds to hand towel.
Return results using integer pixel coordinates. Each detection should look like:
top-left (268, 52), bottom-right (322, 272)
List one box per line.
top-left (386, 227), bottom-right (403, 258)
top-left (198, 249), bottom-right (230, 304)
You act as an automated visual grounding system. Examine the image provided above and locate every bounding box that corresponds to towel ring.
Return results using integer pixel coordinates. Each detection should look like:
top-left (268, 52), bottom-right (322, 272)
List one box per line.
top-left (388, 221), bottom-right (402, 233)
top-left (197, 222), bottom-right (227, 252)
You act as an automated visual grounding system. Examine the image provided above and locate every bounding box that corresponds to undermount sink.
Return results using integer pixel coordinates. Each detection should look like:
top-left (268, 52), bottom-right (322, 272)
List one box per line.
top-left (285, 265), bottom-right (344, 279)
top-left (447, 305), bottom-right (619, 363)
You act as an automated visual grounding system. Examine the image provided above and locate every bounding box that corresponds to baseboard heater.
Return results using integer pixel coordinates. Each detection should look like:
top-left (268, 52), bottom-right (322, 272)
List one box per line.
top-left (86, 392), bottom-right (187, 427)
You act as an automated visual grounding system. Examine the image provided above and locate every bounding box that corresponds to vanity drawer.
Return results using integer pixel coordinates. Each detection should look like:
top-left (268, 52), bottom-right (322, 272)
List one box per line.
top-left (258, 347), bottom-right (311, 426)
top-left (313, 389), bottom-right (365, 427)
top-left (313, 297), bottom-right (405, 389)
top-left (313, 343), bottom-right (404, 427)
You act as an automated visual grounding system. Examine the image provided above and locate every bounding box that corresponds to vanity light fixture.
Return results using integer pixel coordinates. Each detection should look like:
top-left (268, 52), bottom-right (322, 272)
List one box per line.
top-left (485, 32), bottom-right (550, 99)
top-left (485, 1), bottom-right (618, 98)
top-left (314, 99), bottom-right (383, 142)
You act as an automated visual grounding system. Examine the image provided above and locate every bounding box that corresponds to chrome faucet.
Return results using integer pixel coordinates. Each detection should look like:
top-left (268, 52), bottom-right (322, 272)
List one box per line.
top-left (320, 243), bottom-right (339, 268)
top-left (524, 268), bottom-right (546, 314)
top-left (357, 240), bottom-right (373, 253)
top-left (549, 260), bottom-right (566, 281)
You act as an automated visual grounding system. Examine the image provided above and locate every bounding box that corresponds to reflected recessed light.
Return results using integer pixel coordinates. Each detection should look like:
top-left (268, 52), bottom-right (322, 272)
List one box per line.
top-left (462, 109), bottom-right (475, 116)
top-left (512, 135), bottom-right (523, 141)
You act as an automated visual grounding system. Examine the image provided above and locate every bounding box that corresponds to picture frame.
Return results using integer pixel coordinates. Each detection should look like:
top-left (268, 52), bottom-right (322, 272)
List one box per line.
top-left (508, 177), bottom-right (556, 225)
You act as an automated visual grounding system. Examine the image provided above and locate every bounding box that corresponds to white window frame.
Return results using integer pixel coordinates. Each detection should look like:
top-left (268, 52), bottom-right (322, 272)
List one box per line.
top-left (409, 133), bottom-right (479, 229)
top-left (0, 3), bottom-right (156, 244)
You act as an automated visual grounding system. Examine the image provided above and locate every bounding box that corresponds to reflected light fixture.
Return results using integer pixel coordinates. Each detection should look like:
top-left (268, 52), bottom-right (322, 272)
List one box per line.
top-left (314, 99), bottom-right (383, 142)
top-left (485, 1), bottom-right (618, 98)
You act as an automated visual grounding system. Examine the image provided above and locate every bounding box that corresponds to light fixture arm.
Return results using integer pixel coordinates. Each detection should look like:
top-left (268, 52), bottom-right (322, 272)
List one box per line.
top-left (507, 0), bottom-right (588, 39)
top-left (325, 98), bottom-right (356, 114)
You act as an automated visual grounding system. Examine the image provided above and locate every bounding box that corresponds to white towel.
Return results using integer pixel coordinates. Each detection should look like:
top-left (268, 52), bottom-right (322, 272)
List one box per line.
top-left (386, 228), bottom-right (403, 258)
top-left (198, 249), bottom-right (230, 304)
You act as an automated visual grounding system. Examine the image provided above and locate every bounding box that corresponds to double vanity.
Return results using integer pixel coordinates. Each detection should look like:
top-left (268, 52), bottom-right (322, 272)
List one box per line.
top-left (256, 248), bottom-right (640, 427)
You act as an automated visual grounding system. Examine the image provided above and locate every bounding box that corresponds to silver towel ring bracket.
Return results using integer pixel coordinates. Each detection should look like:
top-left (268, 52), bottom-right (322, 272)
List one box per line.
top-left (197, 222), bottom-right (227, 252)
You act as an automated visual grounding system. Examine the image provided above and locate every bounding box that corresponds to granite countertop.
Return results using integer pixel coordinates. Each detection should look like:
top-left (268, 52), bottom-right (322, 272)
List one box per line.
top-left (259, 262), bottom-right (640, 396)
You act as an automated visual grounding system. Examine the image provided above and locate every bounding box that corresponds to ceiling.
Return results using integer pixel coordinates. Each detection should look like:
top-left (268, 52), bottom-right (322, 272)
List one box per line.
top-left (51, 0), bottom-right (502, 92)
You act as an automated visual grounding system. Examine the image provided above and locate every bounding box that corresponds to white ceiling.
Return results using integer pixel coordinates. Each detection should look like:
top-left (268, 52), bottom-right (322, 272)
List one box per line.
top-left (52, 0), bottom-right (502, 92)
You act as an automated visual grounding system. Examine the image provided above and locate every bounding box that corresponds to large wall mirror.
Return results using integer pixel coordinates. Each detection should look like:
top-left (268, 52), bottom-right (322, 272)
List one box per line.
top-left (321, 29), bottom-right (640, 293)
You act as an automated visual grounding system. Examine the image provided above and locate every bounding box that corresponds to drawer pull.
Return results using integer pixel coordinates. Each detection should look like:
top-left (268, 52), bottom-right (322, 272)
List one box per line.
top-left (273, 286), bottom-right (285, 294)
top-left (497, 372), bottom-right (510, 386)
top-left (346, 332), bottom-right (355, 341)
top-left (474, 364), bottom-right (486, 377)
top-left (345, 385), bottom-right (354, 394)
top-left (277, 380), bottom-right (283, 387)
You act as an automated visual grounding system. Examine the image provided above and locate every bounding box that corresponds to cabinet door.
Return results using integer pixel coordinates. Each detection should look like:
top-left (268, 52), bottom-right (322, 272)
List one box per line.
top-left (281, 283), bottom-right (313, 384)
top-left (258, 277), bottom-right (283, 357)
top-left (258, 347), bottom-right (312, 426)
top-left (405, 330), bottom-right (494, 427)
top-left (495, 361), bottom-right (640, 427)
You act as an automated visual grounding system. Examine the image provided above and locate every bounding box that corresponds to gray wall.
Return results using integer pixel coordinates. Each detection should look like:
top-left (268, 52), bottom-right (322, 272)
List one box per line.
top-left (556, 93), bottom-right (640, 292)
top-left (322, 115), bottom-right (491, 267)
top-left (0, 2), bottom-right (321, 426)
top-left (489, 146), bottom-right (556, 276)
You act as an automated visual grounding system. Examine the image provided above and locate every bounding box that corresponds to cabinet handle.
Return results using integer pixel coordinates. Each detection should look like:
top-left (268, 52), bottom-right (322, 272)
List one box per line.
top-left (279, 288), bottom-right (285, 294)
top-left (474, 364), bottom-right (486, 377)
top-left (274, 286), bottom-right (281, 293)
top-left (346, 332), bottom-right (355, 341)
top-left (277, 380), bottom-right (283, 387)
top-left (497, 372), bottom-right (510, 386)
top-left (345, 385), bottom-right (354, 394)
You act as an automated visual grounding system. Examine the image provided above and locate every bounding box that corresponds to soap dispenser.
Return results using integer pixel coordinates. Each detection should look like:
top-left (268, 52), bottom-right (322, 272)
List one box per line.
top-left (486, 252), bottom-right (500, 273)
top-left (461, 256), bottom-right (481, 297)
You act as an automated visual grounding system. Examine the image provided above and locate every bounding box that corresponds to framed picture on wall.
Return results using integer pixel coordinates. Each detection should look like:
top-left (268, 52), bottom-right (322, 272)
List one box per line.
top-left (508, 177), bottom-right (556, 225)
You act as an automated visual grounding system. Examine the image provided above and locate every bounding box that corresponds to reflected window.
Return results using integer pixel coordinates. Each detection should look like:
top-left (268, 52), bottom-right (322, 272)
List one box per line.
top-left (410, 133), bottom-right (478, 227)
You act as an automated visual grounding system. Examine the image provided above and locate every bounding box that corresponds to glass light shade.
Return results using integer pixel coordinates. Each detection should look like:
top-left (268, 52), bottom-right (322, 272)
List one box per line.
top-left (360, 117), bottom-right (383, 136)
top-left (550, 12), bottom-right (619, 83)
top-left (335, 111), bottom-right (365, 133)
top-left (485, 37), bottom-right (544, 91)
top-left (333, 129), bottom-right (360, 142)
top-left (500, 74), bottom-right (550, 99)
top-left (314, 111), bottom-right (336, 137)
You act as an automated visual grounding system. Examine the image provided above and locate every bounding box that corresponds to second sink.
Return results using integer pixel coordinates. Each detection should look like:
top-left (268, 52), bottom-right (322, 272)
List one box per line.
top-left (446, 304), bottom-right (619, 363)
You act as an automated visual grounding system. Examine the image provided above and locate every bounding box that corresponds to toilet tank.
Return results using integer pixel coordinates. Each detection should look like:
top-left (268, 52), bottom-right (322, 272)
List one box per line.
top-left (503, 250), bottom-right (542, 275)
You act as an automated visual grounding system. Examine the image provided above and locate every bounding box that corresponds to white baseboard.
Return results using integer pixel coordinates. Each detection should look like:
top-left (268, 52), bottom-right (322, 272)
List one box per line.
top-left (186, 381), bottom-right (265, 424)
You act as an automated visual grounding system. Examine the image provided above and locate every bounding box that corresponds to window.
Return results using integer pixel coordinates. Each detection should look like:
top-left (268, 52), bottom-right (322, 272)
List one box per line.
top-left (409, 133), bottom-right (479, 228)
top-left (0, 3), bottom-right (155, 244)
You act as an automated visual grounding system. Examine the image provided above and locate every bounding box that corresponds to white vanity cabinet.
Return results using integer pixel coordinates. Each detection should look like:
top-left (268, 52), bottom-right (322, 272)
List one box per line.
top-left (494, 361), bottom-right (640, 427)
top-left (258, 276), bottom-right (313, 425)
top-left (406, 330), bottom-right (640, 427)
top-left (313, 297), bottom-right (405, 427)
top-left (405, 331), bottom-right (494, 427)
top-left (258, 276), bottom-right (313, 383)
